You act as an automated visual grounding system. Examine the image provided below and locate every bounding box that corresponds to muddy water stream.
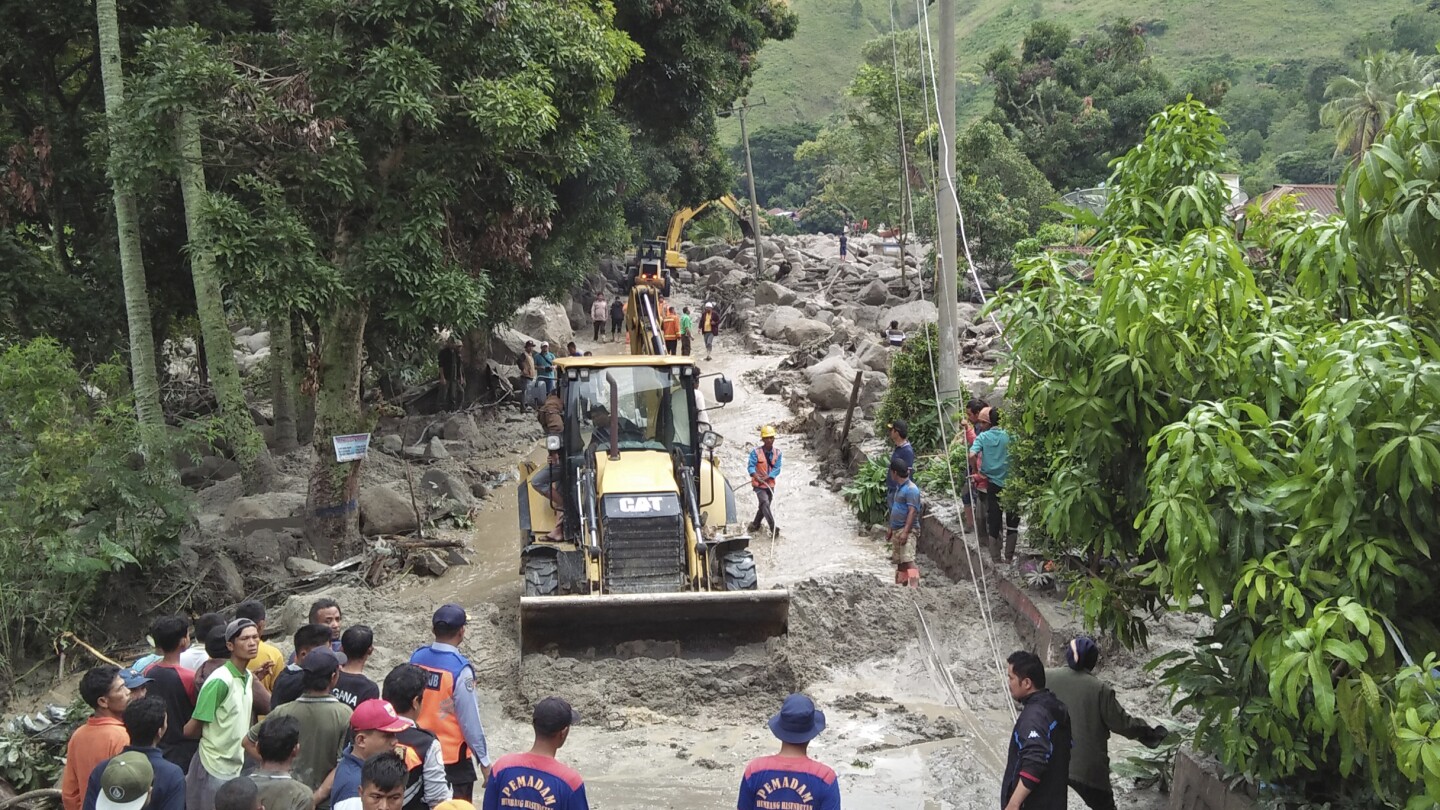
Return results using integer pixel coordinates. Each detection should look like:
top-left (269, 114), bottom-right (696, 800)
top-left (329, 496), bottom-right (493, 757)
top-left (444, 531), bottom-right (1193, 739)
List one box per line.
top-left (392, 322), bottom-right (1063, 809)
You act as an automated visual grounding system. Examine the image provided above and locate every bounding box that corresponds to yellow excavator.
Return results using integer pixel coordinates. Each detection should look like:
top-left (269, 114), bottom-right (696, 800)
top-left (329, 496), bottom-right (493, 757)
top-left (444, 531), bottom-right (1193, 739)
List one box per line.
top-left (635, 194), bottom-right (756, 276)
top-left (514, 355), bottom-right (789, 653)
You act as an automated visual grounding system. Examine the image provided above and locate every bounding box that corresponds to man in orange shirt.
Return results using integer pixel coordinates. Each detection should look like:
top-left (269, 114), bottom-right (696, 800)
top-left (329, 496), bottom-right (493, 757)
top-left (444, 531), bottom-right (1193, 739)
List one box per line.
top-left (661, 306), bottom-right (681, 355)
top-left (62, 666), bottom-right (133, 810)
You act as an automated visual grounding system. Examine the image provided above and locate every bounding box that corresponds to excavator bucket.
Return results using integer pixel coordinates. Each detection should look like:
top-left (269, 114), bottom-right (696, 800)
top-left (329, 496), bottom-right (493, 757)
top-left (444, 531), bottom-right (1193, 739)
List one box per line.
top-left (519, 589), bottom-right (790, 655)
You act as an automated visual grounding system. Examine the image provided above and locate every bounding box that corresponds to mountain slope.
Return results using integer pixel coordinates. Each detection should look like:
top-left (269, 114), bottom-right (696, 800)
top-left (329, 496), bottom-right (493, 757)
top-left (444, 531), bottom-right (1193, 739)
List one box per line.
top-left (739, 0), bottom-right (1413, 132)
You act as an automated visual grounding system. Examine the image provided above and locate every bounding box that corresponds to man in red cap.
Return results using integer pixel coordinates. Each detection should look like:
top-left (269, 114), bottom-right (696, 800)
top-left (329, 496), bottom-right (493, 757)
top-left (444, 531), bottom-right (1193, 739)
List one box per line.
top-left (736, 694), bottom-right (840, 809)
top-left (409, 605), bottom-right (491, 800)
top-left (331, 699), bottom-right (414, 805)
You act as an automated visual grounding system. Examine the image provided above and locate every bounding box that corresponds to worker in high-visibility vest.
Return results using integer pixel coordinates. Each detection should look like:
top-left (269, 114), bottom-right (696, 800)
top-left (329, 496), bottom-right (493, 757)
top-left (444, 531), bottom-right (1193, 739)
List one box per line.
top-left (747, 425), bottom-right (783, 537)
top-left (661, 306), bottom-right (681, 355)
top-left (409, 605), bottom-right (491, 799)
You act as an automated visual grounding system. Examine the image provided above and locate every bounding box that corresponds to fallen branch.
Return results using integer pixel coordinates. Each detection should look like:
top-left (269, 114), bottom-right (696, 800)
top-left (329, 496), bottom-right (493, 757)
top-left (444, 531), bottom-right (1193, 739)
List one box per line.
top-left (0, 789), bottom-right (61, 810)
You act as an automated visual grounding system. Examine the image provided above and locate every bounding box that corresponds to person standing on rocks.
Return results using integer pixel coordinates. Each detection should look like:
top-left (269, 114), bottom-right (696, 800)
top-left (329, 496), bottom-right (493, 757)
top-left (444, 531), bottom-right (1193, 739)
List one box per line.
top-left (609, 297), bottom-right (625, 342)
top-left (1001, 651), bottom-right (1072, 810)
top-left (1046, 637), bottom-right (1169, 810)
top-left (699, 302), bottom-right (720, 361)
top-left (887, 458), bottom-right (922, 588)
top-left (184, 619), bottom-right (264, 810)
top-left (838, 230), bottom-right (848, 259)
top-left (409, 605), bottom-right (492, 801)
top-left (747, 425), bottom-right (783, 537)
top-left (62, 666), bottom-right (133, 810)
top-left (679, 307), bottom-right (694, 355)
top-left (335, 626), bottom-right (381, 709)
top-left (83, 697), bottom-right (185, 810)
top-left (235, 601), bottom-right (283, 692)
top-left (141, 617), bottom-right (199, 770)
top-left (482, 697), bottom-right (588, 810)
top-left (250, 715), bottom-right (319, 810)
top-left (971, 406), bottom-right (1020, 562)
top-left (737, 694), bottom-right (840, 810)
top-left (590, 294), bottom-right (608, 342)
top-left (383, 664), bottom-right (452, 810)
top-left (534, 342), bottom-right (556, 394)
top-left (243, 650), bottom-right (350, 795)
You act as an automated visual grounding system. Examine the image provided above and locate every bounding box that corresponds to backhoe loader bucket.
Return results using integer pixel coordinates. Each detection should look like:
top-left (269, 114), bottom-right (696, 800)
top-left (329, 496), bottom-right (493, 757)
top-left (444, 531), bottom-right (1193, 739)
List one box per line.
top-left (519, 589), bottom-right (790, 655)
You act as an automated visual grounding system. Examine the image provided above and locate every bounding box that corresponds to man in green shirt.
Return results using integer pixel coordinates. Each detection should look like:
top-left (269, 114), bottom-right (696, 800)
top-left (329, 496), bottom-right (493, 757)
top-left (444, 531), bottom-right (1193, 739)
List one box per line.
top-left (243, 650), bottom-right (351, 798)
top-left (679, 307), bottom-right (694, 355)
top-left (249, 716), bottom-right (316, 810)
top-left (1045, 637), bottom-right (1168, 810)
top-left (184, 619), bottom-right (262, 810)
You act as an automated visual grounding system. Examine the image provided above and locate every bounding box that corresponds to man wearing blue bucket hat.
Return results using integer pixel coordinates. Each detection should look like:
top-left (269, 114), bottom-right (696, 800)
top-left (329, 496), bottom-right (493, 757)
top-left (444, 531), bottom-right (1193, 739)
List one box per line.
top-left (736, 694), bottom-right (840, 809)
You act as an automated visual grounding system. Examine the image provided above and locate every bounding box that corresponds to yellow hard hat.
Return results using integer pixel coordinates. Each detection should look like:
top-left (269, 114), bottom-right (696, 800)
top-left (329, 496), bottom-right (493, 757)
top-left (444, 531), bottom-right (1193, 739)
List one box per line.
top-left (760, 425), bottom-right (777, 438)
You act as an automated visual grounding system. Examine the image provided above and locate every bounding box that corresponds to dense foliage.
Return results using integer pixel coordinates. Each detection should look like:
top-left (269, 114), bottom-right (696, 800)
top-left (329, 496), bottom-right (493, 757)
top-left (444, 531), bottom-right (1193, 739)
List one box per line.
top-left (996, 98), bottom-right (1440, 806)
top-left (0, 339), bottom-right (190, 681)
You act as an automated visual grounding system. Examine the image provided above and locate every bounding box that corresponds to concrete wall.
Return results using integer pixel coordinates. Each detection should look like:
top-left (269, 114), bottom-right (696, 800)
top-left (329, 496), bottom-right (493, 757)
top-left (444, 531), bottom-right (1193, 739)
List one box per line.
top-left (1169, 750), bottom-right (1256, 810)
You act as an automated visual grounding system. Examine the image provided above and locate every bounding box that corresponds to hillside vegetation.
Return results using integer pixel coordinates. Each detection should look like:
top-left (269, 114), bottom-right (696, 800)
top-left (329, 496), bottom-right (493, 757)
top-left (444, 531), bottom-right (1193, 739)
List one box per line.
top-left (740, 0), bottom-right (1414, 131)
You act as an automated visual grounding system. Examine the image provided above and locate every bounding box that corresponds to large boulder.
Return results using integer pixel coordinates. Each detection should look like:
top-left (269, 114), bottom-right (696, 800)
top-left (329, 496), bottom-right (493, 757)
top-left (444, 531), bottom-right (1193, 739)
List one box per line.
top-left (419, 470), bottom-right (473, 518)
top-left (859, 279), bottom-right (890, 305)
top-left (359, 485), bottom-right (420, 536)
top-left (490, 326), bottom-right (536, 365)
top-left (695, 255), bottom-right (742, 278)
top-left (856, 340), bottom-right (893, 372)
top-left (804, 356), bottom-right (859, 411)
top-left (761, 306), bottom-right (805, 340)
top-left (781, 319), bottom-right (833, 346)
top-left (755, 281), bottom-right (798, 307)
top-left (884, 300), bottom-right (939, 333)
top-left (234, 330), bottom-right (271, 354)
top-left (224, 492), bottom-right (307, 536)
top-left (513, 298), bottom-right (573, 347)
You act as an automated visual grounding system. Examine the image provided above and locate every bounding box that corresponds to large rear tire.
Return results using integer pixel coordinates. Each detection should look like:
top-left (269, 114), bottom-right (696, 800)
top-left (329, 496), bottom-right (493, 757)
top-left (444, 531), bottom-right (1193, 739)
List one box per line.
top-left (523, 556), bottom-right (559, 597)
top-left (722, 550), bottom-right (758, 591)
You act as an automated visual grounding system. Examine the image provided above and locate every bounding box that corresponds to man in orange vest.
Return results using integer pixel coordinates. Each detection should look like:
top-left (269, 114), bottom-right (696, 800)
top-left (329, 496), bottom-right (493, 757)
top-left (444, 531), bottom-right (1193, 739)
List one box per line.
top-left (746, 425), bottom-right (783, 537)
top-left (408, 605), bottom-right (490, 801)
top-left (661, 306), bottom-right (681, 355)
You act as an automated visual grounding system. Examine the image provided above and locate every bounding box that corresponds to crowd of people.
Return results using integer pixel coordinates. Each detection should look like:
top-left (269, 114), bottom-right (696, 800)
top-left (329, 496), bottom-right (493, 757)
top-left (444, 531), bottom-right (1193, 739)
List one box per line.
top-left (58, 598), bottom-right (867, 810)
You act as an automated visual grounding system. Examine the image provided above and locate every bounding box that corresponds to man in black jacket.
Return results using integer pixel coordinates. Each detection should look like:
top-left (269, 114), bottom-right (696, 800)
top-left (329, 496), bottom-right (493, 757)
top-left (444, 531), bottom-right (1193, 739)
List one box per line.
top-left (1001, 650), bottom-right (1072, 810)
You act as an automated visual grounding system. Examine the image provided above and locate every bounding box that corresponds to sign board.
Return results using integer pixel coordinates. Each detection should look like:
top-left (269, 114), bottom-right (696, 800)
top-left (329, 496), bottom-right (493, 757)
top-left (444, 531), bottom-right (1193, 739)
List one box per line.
top-left (332, 433), bottom-right (371, 463)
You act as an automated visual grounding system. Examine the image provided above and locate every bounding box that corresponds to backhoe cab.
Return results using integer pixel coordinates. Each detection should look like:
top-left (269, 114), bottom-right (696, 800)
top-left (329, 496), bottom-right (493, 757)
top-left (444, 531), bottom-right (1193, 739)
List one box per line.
top-left (516, 356), bottom-right (787, 654)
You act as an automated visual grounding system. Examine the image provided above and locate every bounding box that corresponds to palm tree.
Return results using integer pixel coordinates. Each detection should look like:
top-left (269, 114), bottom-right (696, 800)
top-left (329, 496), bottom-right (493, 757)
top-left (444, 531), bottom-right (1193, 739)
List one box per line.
top-left (95, 0), bottom-right (165, 448)
top-left (1321, 51), bottom-right (1439, 158)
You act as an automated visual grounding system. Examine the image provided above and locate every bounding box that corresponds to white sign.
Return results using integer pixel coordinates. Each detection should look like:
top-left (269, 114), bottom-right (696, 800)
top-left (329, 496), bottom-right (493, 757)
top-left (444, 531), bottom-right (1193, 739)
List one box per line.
top-left (617, 496), bottom-right (664, 513)
top-left (332, 433), bottom-right (371, 463)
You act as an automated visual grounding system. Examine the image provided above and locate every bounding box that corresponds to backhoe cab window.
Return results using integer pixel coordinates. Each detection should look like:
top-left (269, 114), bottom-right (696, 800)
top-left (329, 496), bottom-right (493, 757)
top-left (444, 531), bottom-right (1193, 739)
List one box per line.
top-left (576, 366), bottom-right (692, 452)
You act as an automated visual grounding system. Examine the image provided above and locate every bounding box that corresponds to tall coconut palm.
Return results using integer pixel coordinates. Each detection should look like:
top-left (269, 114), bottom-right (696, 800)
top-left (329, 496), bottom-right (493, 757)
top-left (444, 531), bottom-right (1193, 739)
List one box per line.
top-left (1321, 51), bottom-right (1439, 158)
top-left (95, 0), bottom-right (164, 447)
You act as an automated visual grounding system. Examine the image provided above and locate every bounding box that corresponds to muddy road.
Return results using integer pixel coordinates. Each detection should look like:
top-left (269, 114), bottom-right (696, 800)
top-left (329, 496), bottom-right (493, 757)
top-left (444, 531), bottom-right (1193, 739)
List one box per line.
top-left (348, 317), bottom-right (1165, 809)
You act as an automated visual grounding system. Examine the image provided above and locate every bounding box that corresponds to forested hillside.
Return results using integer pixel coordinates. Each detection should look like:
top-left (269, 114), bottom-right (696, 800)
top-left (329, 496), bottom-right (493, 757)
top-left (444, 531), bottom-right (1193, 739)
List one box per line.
top-left (743, 0), bottom-right (1416, 131)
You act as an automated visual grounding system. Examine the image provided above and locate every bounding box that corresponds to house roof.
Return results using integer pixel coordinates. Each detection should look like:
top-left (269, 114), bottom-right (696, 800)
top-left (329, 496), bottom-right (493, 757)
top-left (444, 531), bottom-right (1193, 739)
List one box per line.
top-left (1252, 184), bottom-right (1340, 218)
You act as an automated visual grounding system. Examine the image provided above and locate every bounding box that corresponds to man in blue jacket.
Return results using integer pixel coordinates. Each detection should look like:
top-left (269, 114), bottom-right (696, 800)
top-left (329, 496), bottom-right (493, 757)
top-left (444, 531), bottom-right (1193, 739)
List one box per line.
top-left (1001, 651), bottom-right (1072, 810)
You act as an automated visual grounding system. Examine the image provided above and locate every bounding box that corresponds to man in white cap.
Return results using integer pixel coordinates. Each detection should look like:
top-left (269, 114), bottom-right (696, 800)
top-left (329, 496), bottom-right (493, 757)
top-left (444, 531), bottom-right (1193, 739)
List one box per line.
top-left (699, 302), bottom-right (719, 360)
top-left (736, 694), bottom-right (840, 809)
top-left (94, 751), bottom-right (153, 810)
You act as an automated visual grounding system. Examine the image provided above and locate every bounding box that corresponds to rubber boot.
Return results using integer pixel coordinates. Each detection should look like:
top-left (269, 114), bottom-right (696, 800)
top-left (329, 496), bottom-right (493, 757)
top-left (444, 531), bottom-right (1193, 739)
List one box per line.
top-left (1003, 530), bottom-right (1018, 564)
top-left (976, 521), bottom-right (995, 561)
top-left (962, 505), bottom-right (975, 533)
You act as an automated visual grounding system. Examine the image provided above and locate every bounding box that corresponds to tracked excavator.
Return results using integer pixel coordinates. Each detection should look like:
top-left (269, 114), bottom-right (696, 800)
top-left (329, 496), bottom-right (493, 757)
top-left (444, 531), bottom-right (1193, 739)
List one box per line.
top-left (515, 276), bottom-right (788, 653)
top-left (627, 195), bottom-right (757, 281)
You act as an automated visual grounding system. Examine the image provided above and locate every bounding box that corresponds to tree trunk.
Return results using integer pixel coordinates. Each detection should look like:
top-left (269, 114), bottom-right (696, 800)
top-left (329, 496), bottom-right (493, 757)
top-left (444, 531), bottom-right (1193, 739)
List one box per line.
top-left (174, 107), bottom-right (275, 493)
top-left (271, 310), bottom-right (299, 452)
top-left (95, 0), bottom-right (164, 449)
top-left (305, 300), bottom-right (368, 562)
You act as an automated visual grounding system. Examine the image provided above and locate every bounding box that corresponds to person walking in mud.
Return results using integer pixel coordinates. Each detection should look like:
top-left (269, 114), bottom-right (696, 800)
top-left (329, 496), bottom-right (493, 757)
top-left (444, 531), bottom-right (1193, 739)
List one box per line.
top-left (679, 306), bottom-right (694, 355)
top-left (736, 694), bottom-right (840, 810)
top-left (1001, 651), bottom-right (1072, 810)
top-left (887, 458), bottom-right (922, 587)
top-left (482, 697), bottom-right (588, 810)
top-left (409, 605), bottom-right (492, 801)
top-left (589, 293), bottom-right (608, 343)
top-left (699, 302), bottom-right (720, 360)
top-left (609, 297), bottom-right (624, 342)
top-left (747, 425), bottom-right (782, 537)
top-left (1046, 637), bottom-right (1169, 810)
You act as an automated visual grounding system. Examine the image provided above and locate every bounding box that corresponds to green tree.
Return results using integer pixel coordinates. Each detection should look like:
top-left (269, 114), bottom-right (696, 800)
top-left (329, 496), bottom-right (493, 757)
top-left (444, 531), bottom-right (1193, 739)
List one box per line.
top-left (985, 19), bottom-right (1186, 190)
top-left (1321, 50), bottom-right (1437, 158)
top-left (94, 0), bottom-right (163, 449)
top-left (730, 122), bottom-right (821, 208)
top-left (996, 98), bottom-right (1440, 806)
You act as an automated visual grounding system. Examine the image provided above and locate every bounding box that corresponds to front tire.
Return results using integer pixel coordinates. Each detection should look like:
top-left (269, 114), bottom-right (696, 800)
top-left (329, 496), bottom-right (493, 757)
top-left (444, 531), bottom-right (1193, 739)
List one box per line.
top-left (523, 556), bottom-right (559, 596)
top-left (722, 550), bottom-right (758, 591)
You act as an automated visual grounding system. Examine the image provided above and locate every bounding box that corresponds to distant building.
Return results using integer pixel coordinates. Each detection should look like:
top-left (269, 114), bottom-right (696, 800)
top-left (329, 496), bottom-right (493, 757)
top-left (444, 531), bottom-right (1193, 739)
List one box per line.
top-left (1238, 183), bottom-right (1340, 220)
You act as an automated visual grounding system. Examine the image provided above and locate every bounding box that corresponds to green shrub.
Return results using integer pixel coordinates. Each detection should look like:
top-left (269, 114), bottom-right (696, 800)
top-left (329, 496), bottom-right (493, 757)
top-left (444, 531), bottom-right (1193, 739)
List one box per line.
top-left (0, 338), bottom-right (192, 681)
top-left (841, 457), bottom-right (889, 525)
top-left (873, 323), bottom-right (966, 453)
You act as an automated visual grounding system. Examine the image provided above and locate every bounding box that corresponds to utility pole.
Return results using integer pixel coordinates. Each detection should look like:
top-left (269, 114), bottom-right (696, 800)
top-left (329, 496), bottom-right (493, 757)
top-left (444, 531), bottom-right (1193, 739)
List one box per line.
top-left (723, 98), bottom-right (768, 277)
top-left (935, 0), bottom-right (960, 411)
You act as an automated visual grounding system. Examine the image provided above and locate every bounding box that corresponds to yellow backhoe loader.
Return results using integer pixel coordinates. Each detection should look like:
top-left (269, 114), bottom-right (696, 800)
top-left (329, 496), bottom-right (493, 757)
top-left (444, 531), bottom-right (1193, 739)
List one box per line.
top-left (515, 356), bottom-right (788, 653)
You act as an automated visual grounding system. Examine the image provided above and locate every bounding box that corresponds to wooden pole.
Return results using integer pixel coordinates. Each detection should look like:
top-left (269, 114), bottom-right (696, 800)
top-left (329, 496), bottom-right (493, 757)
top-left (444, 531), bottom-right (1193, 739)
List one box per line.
top-left (839, 371), bottom-right (865, 462)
